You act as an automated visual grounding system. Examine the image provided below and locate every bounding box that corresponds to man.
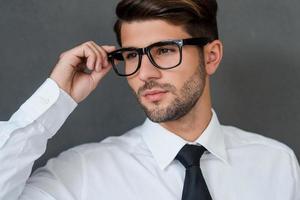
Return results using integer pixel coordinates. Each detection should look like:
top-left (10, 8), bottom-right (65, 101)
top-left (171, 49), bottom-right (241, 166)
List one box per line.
top-left (0, 0), bottom-right (299, 199)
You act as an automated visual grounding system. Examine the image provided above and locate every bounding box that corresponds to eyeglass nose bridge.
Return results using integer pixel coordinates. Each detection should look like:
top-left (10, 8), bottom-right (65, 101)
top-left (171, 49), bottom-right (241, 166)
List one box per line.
top-left (136, 47), bottom-right (159, 69)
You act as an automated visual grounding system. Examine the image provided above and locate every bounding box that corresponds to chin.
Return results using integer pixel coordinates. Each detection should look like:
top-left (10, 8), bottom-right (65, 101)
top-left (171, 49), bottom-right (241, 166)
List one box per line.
top-left (142, 99), bottom-right (168, 109)
top-left (141, 104), bottom-right (173, 123)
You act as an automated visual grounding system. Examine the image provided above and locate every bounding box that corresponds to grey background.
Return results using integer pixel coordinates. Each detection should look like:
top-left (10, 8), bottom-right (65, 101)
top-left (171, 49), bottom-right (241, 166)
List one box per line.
top-left (0, 0), bottom-right (299, 171)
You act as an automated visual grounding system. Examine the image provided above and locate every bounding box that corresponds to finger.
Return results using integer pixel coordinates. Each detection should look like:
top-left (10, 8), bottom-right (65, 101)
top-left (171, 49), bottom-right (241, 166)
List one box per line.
top-left (102, 45), bottom-right (117, 53)
top-left (90, 43), bottom-right (116, 67)
top-left (91, 43), bottom-right (117, 69)
top-left (88, 42), bottom-right (107, 72)
top-left (62, 41), bottom-right (97, 71)
top-left (82, 43), bottom-right (98, 71)
top-left (100, 45), bottom-right (117, 67)
top-left (90, 64), bottom-right (112, 87)
top-left (96, 46), bottom-right (110, 68)
top-left (86, 42), bottom-right (102, 72)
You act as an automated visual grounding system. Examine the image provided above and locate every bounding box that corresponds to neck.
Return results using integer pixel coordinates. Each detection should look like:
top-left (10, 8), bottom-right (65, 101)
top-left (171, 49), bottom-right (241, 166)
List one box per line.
top-left (160, 80), bottom-right (212, 142)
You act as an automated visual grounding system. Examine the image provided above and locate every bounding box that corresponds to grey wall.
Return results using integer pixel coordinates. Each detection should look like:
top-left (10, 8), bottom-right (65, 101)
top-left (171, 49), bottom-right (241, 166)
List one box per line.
top-left (0, 0), bottom-right (299, 171)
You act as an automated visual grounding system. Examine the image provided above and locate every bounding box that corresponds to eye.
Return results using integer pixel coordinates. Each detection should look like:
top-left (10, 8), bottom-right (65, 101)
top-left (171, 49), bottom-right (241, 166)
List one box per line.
top-left (157, 47), bottom-right (176, 55)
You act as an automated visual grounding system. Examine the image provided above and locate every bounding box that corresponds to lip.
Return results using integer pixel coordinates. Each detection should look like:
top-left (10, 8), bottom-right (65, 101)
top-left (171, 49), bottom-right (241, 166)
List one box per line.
top-left (142, 90), bottom-right (168, 102)
top-left (143, 89), bottom-right (167, 96)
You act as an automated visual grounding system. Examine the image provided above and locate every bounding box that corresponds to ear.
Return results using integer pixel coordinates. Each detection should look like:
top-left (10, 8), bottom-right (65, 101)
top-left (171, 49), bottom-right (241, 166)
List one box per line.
top-left (204, 40), bottom-right (223, 75)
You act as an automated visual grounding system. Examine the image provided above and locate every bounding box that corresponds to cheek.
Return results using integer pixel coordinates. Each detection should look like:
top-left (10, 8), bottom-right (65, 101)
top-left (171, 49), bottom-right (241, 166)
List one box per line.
top-left (181, 47), bottom-right (202, 68)
top-left (126, 64), bottom-right (197, 95)
top-left (161, 72), bottom-right (187, 93)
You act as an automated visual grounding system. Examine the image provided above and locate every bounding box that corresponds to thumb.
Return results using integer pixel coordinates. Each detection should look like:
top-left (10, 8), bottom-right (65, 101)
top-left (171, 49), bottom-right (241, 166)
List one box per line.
top-left (90, 64), bottom-right (112, 88)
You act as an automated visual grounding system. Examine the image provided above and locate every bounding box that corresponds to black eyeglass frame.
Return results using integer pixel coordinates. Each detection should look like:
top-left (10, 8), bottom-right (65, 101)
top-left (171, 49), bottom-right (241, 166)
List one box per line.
top-left (107, 37), bottom-right (212, 77)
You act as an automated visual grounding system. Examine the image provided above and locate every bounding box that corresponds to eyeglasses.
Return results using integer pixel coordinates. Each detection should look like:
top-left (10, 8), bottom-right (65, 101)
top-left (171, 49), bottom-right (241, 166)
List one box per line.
top-left (107, 37), bottom-right (212, 77)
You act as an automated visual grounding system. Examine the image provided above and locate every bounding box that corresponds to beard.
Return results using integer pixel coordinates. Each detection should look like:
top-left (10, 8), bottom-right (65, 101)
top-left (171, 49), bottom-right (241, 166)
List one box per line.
top-left (132, 63), bottom-right (206, 123)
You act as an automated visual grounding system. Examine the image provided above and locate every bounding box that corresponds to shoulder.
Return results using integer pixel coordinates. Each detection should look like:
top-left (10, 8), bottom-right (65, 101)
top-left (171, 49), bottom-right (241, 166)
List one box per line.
top-left (32, 125), bottom-right (144, 175)
top-left (222, 125), bottom-right (296, 159)
top-left (66, 125), bottom-right (145, 159)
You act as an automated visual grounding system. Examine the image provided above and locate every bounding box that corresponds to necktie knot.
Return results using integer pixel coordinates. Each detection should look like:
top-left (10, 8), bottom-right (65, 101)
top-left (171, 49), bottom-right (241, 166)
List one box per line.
top-left (176, 144), bottom-right (207, 168)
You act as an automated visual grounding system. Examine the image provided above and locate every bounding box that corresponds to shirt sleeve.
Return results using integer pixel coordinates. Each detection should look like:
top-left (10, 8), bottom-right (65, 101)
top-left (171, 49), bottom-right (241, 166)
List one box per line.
top-left (0, 78), bottom-right (77, 200)
top-left (291, 152), bottom-right (300, 199)
top-left (20, 149), bottom-right (85, 200)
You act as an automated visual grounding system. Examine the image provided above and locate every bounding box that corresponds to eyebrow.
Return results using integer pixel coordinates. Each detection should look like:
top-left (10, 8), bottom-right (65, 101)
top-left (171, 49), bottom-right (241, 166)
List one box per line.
top-left (120, 39), bottom-right (182, 49)
top-left (120, 40), bottom-right (160, 49)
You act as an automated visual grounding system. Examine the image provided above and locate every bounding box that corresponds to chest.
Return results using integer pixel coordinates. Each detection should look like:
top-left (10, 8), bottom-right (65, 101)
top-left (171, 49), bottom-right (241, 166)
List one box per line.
top-left (81, 163), bottom-right (292, 200)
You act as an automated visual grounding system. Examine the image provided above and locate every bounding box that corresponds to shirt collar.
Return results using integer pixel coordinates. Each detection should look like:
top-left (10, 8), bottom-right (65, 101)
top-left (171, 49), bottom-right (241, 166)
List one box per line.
top-left (141, 109), bottom-right (229, 170)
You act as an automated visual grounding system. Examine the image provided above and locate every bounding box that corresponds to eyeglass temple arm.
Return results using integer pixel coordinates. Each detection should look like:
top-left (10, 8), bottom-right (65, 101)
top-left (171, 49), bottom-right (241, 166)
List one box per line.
top-left (182, 38), bottom-right (212, 46)
top-left (107, 51), bottom-right (124, 61)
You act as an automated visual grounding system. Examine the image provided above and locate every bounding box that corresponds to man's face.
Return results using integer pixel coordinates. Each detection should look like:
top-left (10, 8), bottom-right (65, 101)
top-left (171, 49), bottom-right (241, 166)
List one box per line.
top-left (121, 20), bottom-right (206, 122)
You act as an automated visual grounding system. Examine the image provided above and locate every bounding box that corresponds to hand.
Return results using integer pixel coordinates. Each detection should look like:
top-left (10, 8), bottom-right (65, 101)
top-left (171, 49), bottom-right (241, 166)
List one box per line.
top-left (50, 41), bottom-right (116, 103)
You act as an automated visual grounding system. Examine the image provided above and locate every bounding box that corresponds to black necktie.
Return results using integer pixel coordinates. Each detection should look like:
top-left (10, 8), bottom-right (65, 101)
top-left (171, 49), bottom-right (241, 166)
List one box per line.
top-left (176, 144), bottom-right (212, 200)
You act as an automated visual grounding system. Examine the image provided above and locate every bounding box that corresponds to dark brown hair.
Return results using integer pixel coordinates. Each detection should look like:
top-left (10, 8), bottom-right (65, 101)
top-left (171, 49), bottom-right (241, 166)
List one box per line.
top-left (113, 0), bottom-right (219, 46)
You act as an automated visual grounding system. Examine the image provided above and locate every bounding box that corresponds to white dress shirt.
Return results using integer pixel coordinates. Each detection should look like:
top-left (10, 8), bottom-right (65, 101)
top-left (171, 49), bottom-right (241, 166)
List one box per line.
top-left (0, 78), bottom-right (299, 200)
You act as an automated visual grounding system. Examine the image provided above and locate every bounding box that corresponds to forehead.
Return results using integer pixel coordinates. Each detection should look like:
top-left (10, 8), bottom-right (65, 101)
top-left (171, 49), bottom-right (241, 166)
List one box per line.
top-left (120, 20), bottom-right (191, 48)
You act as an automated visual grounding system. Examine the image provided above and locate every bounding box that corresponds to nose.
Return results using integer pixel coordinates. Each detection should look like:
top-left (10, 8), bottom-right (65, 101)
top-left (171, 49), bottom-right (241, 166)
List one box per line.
top-left (138, 54), bottom-right (162, 81)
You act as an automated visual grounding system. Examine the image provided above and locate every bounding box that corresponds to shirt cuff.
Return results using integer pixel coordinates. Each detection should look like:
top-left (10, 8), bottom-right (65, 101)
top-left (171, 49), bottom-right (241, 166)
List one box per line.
top-left (0, 78), bottom-right (78, 148)
top-left (19, 78), bottom-right (77, 123)
top-left (36, 78), bottom-right (78, 136)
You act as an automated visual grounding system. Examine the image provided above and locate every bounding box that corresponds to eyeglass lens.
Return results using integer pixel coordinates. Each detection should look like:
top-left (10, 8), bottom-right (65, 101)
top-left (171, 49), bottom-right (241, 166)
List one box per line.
top-left (112, 42), bottom-right (181, 76)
